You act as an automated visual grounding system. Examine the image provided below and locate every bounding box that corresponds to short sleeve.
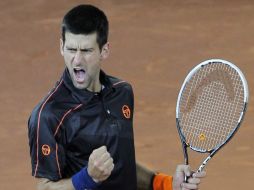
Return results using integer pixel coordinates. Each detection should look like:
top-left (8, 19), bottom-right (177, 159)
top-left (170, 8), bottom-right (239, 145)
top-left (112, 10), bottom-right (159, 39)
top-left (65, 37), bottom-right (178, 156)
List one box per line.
top-left (28, 106), bottom-right (66, 181)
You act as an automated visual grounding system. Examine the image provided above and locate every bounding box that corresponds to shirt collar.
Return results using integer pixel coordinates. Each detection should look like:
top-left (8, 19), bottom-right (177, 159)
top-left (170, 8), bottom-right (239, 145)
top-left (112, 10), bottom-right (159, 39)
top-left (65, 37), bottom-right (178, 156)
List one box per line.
top-left (62, 68), bottom-right (113, 103)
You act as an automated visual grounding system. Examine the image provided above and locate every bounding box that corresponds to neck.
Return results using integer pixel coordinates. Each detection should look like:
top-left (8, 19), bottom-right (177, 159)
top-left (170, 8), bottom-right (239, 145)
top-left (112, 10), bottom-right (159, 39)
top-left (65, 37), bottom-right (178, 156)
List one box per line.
top-left (87, 78), bottom-right (102, 93)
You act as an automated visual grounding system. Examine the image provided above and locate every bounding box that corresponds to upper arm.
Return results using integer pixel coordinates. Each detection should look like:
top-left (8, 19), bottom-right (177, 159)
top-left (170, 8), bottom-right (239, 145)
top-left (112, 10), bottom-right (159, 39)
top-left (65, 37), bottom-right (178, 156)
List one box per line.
top-left (28, 105), bottom-right (66, 181)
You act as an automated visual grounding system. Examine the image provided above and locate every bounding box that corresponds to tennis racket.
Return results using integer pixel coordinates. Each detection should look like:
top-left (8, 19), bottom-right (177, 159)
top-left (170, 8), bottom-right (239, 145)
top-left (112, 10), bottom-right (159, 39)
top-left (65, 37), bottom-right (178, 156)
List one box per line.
top-left (176, 59), bottom-right (249, 180)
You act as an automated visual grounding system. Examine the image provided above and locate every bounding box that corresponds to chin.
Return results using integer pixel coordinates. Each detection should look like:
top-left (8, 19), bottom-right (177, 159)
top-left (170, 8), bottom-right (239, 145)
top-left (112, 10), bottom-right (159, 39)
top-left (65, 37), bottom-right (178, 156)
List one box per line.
top-left (70, 76), bottom-right (87, 90)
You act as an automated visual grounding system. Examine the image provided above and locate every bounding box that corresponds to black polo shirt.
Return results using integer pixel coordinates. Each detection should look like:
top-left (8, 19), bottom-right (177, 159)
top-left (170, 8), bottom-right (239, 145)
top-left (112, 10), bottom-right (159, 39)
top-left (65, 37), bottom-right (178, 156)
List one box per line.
top-left (28, 69), bottom-right (137, 190)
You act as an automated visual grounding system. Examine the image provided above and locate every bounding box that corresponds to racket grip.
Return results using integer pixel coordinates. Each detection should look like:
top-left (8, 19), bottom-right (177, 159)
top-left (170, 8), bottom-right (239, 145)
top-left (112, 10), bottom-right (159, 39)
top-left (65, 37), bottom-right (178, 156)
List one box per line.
top-left (184, 175), bottom-right (188, 183)
top-left (184, 171), bottom-right (194, 183)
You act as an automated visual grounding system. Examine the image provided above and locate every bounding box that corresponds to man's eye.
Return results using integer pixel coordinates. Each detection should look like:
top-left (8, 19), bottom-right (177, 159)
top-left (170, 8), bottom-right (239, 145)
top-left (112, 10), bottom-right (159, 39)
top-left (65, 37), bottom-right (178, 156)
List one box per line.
top-left (81, 49), bottom-right (93, 53)
top-left (68, 49), bottom-right (76, 52)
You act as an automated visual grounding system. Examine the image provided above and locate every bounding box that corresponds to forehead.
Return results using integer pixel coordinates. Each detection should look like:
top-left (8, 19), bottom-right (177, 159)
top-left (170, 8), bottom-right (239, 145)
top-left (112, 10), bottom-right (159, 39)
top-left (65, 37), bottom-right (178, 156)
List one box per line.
top-left (64, 32), bottom-right (98, 48)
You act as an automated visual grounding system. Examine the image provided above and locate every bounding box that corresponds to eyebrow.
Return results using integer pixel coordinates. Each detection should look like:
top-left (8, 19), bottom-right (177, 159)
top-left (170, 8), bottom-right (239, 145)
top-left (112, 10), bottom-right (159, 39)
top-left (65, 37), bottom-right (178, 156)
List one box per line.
top-left (66, 46), bottom-right (94, 51)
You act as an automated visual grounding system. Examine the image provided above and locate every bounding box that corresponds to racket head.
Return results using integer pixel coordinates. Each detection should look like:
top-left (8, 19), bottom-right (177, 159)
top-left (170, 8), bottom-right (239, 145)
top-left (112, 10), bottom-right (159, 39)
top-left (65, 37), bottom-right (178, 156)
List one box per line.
top-left (176, 59), bottom-right (248, 153)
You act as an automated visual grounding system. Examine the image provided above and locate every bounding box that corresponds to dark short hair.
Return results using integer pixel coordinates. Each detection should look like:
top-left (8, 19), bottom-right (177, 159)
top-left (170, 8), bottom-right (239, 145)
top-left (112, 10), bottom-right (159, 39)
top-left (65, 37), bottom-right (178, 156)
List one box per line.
top-left (62, 4), bottom-right (109, 50)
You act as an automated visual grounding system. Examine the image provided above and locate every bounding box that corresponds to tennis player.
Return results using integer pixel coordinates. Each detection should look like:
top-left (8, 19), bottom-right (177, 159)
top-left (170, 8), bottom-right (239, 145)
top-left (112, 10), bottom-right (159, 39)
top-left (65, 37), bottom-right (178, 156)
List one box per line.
top-left (28, 4), bottom-right (205, 190)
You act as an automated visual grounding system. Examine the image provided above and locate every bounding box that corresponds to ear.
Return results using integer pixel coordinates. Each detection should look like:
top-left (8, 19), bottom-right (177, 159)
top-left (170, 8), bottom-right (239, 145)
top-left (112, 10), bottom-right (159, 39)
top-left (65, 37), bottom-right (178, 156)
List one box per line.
top-left (60, 39), bottom-right (64, 56)
top-left (100, 42), bottom-right (110, 60)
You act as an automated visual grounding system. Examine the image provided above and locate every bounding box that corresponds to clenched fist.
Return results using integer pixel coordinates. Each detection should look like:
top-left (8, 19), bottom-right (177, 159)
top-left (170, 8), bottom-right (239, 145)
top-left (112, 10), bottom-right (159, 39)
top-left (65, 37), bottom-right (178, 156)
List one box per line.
top-left (87, 146), bottom-right (114, 183)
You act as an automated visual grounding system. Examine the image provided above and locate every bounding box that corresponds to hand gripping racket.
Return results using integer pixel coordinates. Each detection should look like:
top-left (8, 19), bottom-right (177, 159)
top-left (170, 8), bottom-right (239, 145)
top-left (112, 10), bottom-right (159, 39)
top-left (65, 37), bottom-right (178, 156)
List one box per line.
top-left (176, 59), bottom-right (249, 179)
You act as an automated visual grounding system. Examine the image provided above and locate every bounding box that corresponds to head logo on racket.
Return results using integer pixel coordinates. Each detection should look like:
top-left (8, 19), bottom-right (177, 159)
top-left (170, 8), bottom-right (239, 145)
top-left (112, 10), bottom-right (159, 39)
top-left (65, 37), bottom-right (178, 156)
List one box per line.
top-left (183, 69), bottom-right (235, 113)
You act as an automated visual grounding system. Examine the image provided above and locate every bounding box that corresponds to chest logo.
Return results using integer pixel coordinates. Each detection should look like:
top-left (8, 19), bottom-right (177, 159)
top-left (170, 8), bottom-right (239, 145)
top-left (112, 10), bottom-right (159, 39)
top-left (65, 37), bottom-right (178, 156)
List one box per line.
top-left (122, 105), bottom-right (131, 119)
top-left (42, 144), bottom-right (51, 156)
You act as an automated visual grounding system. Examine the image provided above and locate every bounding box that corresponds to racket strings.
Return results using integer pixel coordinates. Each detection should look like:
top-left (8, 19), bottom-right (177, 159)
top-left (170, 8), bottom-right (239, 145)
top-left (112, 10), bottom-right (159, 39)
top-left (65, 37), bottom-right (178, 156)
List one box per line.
top-left (202, 65), bottom-right (242, 148)
top-left (183, 68), bottom-right (235, 113)
top-left (179, 63), bottom-right (245, 151)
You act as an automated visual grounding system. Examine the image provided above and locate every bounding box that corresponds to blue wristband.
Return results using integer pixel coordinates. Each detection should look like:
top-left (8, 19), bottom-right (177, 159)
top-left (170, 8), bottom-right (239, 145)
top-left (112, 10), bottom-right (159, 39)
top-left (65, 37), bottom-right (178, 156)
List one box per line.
top-left (72, 167), bottom-right (98, 190)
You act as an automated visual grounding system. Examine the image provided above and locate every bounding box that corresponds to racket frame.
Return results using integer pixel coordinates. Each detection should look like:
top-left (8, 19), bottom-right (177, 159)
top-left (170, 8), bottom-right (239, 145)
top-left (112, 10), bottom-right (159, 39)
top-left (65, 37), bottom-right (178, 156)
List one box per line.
top-left (176, 59), bottom-right (249, 172)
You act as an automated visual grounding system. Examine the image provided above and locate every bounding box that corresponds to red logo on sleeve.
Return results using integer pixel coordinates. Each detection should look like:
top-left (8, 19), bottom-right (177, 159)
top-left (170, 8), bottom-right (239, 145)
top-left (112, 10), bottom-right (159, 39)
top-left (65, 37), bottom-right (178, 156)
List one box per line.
top-left (122, 105), bottom-right (131, 119)
top-left (42, 144), bottom-right (51, 156)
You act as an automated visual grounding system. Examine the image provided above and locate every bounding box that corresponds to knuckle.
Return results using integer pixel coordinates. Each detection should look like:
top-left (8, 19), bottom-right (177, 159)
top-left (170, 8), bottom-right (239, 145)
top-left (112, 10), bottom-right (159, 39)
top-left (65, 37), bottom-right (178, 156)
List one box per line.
top-left (103, 170), bottom-right (110, 176)
top-left (102, 146), bottom-right (107, 151)
top-left (104, 152), bottom-right (110, 158)
top-left (98, 167), bottom-right (104, 173)
top-left (89, 152), bottom-right (95, 158)
top-left (93, 161), bottom-right (100, 168)
top-left (99, 166), bottom-right (105, 173)
top-left (110, 158), bottom-right (113, 164)
top-left (176, 164), bottom-right (185, 172)
top-left (91, 150), bottom-right (97, 155)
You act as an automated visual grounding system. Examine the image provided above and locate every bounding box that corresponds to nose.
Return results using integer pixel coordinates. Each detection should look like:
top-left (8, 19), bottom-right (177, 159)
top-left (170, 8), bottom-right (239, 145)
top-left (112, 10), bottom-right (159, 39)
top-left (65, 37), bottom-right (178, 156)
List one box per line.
top-left (73, 50), bottom-right (83, 66)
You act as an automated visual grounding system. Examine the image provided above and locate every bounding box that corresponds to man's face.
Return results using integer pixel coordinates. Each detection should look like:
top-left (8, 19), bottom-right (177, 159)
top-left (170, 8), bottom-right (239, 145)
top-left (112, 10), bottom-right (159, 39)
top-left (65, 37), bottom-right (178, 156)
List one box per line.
top-left (60, 32), bottom-right (109, 91)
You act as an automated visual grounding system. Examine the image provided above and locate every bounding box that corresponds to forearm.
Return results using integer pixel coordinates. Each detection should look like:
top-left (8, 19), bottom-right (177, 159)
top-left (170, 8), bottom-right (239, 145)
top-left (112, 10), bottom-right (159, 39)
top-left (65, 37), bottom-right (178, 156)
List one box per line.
top-left (136, 162), bottom-right (155, 190)
top-left (136, 162), bottom-right (174, 190)
top-left (37, 178), bottom-right (74, 190)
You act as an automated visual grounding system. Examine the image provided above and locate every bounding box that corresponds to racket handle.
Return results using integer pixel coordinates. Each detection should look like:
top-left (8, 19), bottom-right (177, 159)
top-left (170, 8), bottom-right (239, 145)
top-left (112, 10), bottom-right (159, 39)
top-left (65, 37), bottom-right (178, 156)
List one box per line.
top-left (184, 175), bottom-right (188, 183)
top-left (197, 156), bottom-right (211, 172)
top-left (184, 172), bottom-right (194, 183)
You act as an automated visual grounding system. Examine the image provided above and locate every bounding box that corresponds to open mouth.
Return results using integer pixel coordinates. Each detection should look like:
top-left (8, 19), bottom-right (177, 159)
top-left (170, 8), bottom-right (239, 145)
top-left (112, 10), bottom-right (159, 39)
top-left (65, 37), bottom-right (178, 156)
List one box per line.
top-left (73, 68), bottom-right (86, 83)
